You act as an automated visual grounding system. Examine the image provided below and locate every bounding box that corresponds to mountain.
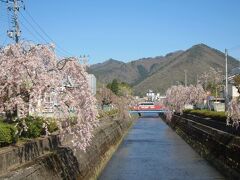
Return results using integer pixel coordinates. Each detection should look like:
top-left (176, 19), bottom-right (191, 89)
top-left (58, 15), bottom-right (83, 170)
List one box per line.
top-left (134, 44), bottom-right (238, 95)
top-left (88, 51), bottom-right (183, 85)
top-left (88, 44), bottom-right (239, 96)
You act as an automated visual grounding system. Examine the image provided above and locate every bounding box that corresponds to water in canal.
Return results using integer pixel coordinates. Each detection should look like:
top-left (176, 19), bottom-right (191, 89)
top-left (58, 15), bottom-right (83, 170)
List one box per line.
top-left (99, 115), bottom-right (224, 180)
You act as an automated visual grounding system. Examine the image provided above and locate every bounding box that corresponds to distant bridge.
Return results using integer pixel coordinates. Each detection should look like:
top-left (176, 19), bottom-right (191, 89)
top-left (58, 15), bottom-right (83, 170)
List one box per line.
top-left (129, 110), bottom-right (171, 116)
top-left (129, 110), bottom-right (169, 113)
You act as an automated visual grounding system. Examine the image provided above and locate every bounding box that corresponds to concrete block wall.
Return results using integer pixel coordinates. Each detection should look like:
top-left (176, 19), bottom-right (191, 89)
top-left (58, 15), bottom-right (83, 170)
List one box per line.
top-left (0, 135), bottom-right (60, 177)
top-left (164, 115), bottom-right (240, 179)
top-left (0, 119), bottom-right (132, 180)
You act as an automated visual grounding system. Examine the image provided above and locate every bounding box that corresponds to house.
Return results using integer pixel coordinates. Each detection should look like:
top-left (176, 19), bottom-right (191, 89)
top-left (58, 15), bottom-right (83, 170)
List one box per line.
top-left (29, 90), bottom-right (58, 118)
top-left (228, 67), bottom-right (240, 99)
top-left (29, 76), bottom-right (76, 117)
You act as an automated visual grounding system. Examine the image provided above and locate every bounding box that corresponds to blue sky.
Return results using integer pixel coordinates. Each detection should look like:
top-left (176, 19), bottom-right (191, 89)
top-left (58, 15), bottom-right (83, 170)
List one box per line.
top-left (0, 0), bottom-right (240, 64)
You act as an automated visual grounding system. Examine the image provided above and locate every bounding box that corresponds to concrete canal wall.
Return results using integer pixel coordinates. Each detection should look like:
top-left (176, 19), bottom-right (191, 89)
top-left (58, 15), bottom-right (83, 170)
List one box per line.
top-left (162, 114), bottom-right (240, 179)
top-left (0, 118), bottom-right (133, 180)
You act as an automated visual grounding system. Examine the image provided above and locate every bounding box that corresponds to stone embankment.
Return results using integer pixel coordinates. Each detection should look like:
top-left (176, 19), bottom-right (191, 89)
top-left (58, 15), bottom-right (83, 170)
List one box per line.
top-left (0, 117), bottom-right (133, 180)
top-left (162, 114), bottom-right (240, 179)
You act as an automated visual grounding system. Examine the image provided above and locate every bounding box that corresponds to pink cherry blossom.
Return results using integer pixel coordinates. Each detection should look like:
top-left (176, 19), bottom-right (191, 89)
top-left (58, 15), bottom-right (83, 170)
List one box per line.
top-left (227, 98), bottom-right (240, 129)
top-left (0, 42), bottom-right (98, 151)
top-left (165, 84), bottom-right (206, 121)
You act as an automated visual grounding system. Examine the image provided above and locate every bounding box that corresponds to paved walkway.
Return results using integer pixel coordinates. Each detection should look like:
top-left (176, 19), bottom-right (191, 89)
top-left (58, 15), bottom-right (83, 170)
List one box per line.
top-left (99, 116), bottom-right (224, 180)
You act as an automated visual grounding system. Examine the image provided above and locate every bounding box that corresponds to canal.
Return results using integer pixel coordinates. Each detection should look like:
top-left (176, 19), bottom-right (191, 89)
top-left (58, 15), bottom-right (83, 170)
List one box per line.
top-left (99, 115), bottom-right (224, 180)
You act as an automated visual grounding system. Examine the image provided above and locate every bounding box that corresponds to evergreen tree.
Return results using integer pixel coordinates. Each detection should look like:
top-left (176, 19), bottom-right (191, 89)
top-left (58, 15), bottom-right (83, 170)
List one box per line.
top-left (111, 79), bottom-right (119, 95)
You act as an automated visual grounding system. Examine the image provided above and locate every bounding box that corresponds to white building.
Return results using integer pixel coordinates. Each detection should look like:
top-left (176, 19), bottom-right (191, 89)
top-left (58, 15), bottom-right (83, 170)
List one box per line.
top-left (87, 74), bottom-right (96, 95)
top-left (228, 67), bottom-right (240, 99)
top-left (146, 90), bottom-right (160, 102)
top-left (228, 85), bottom-right (239, 98)
top-left (28, 74), bottom-right (97, 117)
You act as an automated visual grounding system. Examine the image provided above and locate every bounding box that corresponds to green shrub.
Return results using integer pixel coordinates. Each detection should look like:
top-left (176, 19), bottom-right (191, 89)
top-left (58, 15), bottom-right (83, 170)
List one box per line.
top-left (20, 116), bottom-right (44, 138)
top-left (16, 116), bottom-right (59, 138)
top-left (97, 108), bottom-right (119, 120)
top-left (184, 109), bottom-right (226, 122)
top-left (97, 112), bottom-right (104, 119)
top-left (0, 116), bottom-right (59, 147)
top-left (0, 122), bottom-right (17, 147)
top-left (68, 116), bottom-right (78, 126)
top-left (46, 118), bottom-right (58, 133)
top-left (183, 109), bottom-right (192, 114)
top-left (105, 109), bottom-right (118, 116)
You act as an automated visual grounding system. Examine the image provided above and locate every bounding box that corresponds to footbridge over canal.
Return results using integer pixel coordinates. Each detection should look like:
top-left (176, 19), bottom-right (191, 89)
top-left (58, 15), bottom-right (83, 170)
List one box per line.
top-left (129, 110), bottom-right (170, 117)
top-left (129, 101), bottom-right (170, 117)
top-left (99, 114), bottom-right (224, 180)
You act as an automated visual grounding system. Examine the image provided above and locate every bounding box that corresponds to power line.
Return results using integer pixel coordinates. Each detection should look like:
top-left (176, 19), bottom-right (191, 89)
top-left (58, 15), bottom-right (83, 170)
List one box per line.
top-left (1, 1), bottom-right (76, 58)
top-left (19, 11), bottom-right (48, 43)
top-left (23, 9), bottom-right (74, 57)
top-left (19, 19), bottom-right (44, 42)
top-left (19, 12), bottom-right (71, 57)
top-left (20, 24), bottom-right (67, 57)
top-left (19, 22), bottom-right (68, 57)
top-left (0, 1), bottom-right (10, 44)
top-left (228, 45), bottom-right (240, 51)
top-left (19, 18), bottom-right (68, 57)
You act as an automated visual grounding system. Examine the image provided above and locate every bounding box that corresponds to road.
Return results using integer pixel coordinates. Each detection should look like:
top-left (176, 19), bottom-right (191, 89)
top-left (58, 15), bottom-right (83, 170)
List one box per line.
top-left (99, 115), bottom-right (224, 180)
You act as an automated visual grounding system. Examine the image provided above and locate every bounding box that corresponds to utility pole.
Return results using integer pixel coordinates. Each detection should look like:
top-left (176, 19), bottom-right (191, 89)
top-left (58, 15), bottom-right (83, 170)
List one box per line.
top-left (184, 69), bottom-right (188, 87)
top-left (196, 74), bottom-right (199, 85)
top-left (6, 0), bottom-right (24, 43)
top-left (225, 49), bottom-right (228, 107)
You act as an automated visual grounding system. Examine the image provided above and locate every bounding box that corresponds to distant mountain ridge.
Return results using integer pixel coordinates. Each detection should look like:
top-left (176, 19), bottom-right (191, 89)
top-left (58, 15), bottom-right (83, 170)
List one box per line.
top-left (88, 44), bottom-right (239, 96)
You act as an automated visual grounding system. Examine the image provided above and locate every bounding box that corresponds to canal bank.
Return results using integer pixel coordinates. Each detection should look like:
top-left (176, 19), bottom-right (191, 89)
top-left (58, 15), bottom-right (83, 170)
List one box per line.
top-left (99, 116), bottom-right (224, 180)
top-left (162, 114), bottom-right (240, 179)
top-left (0, 117), bottom-right (134, 180)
